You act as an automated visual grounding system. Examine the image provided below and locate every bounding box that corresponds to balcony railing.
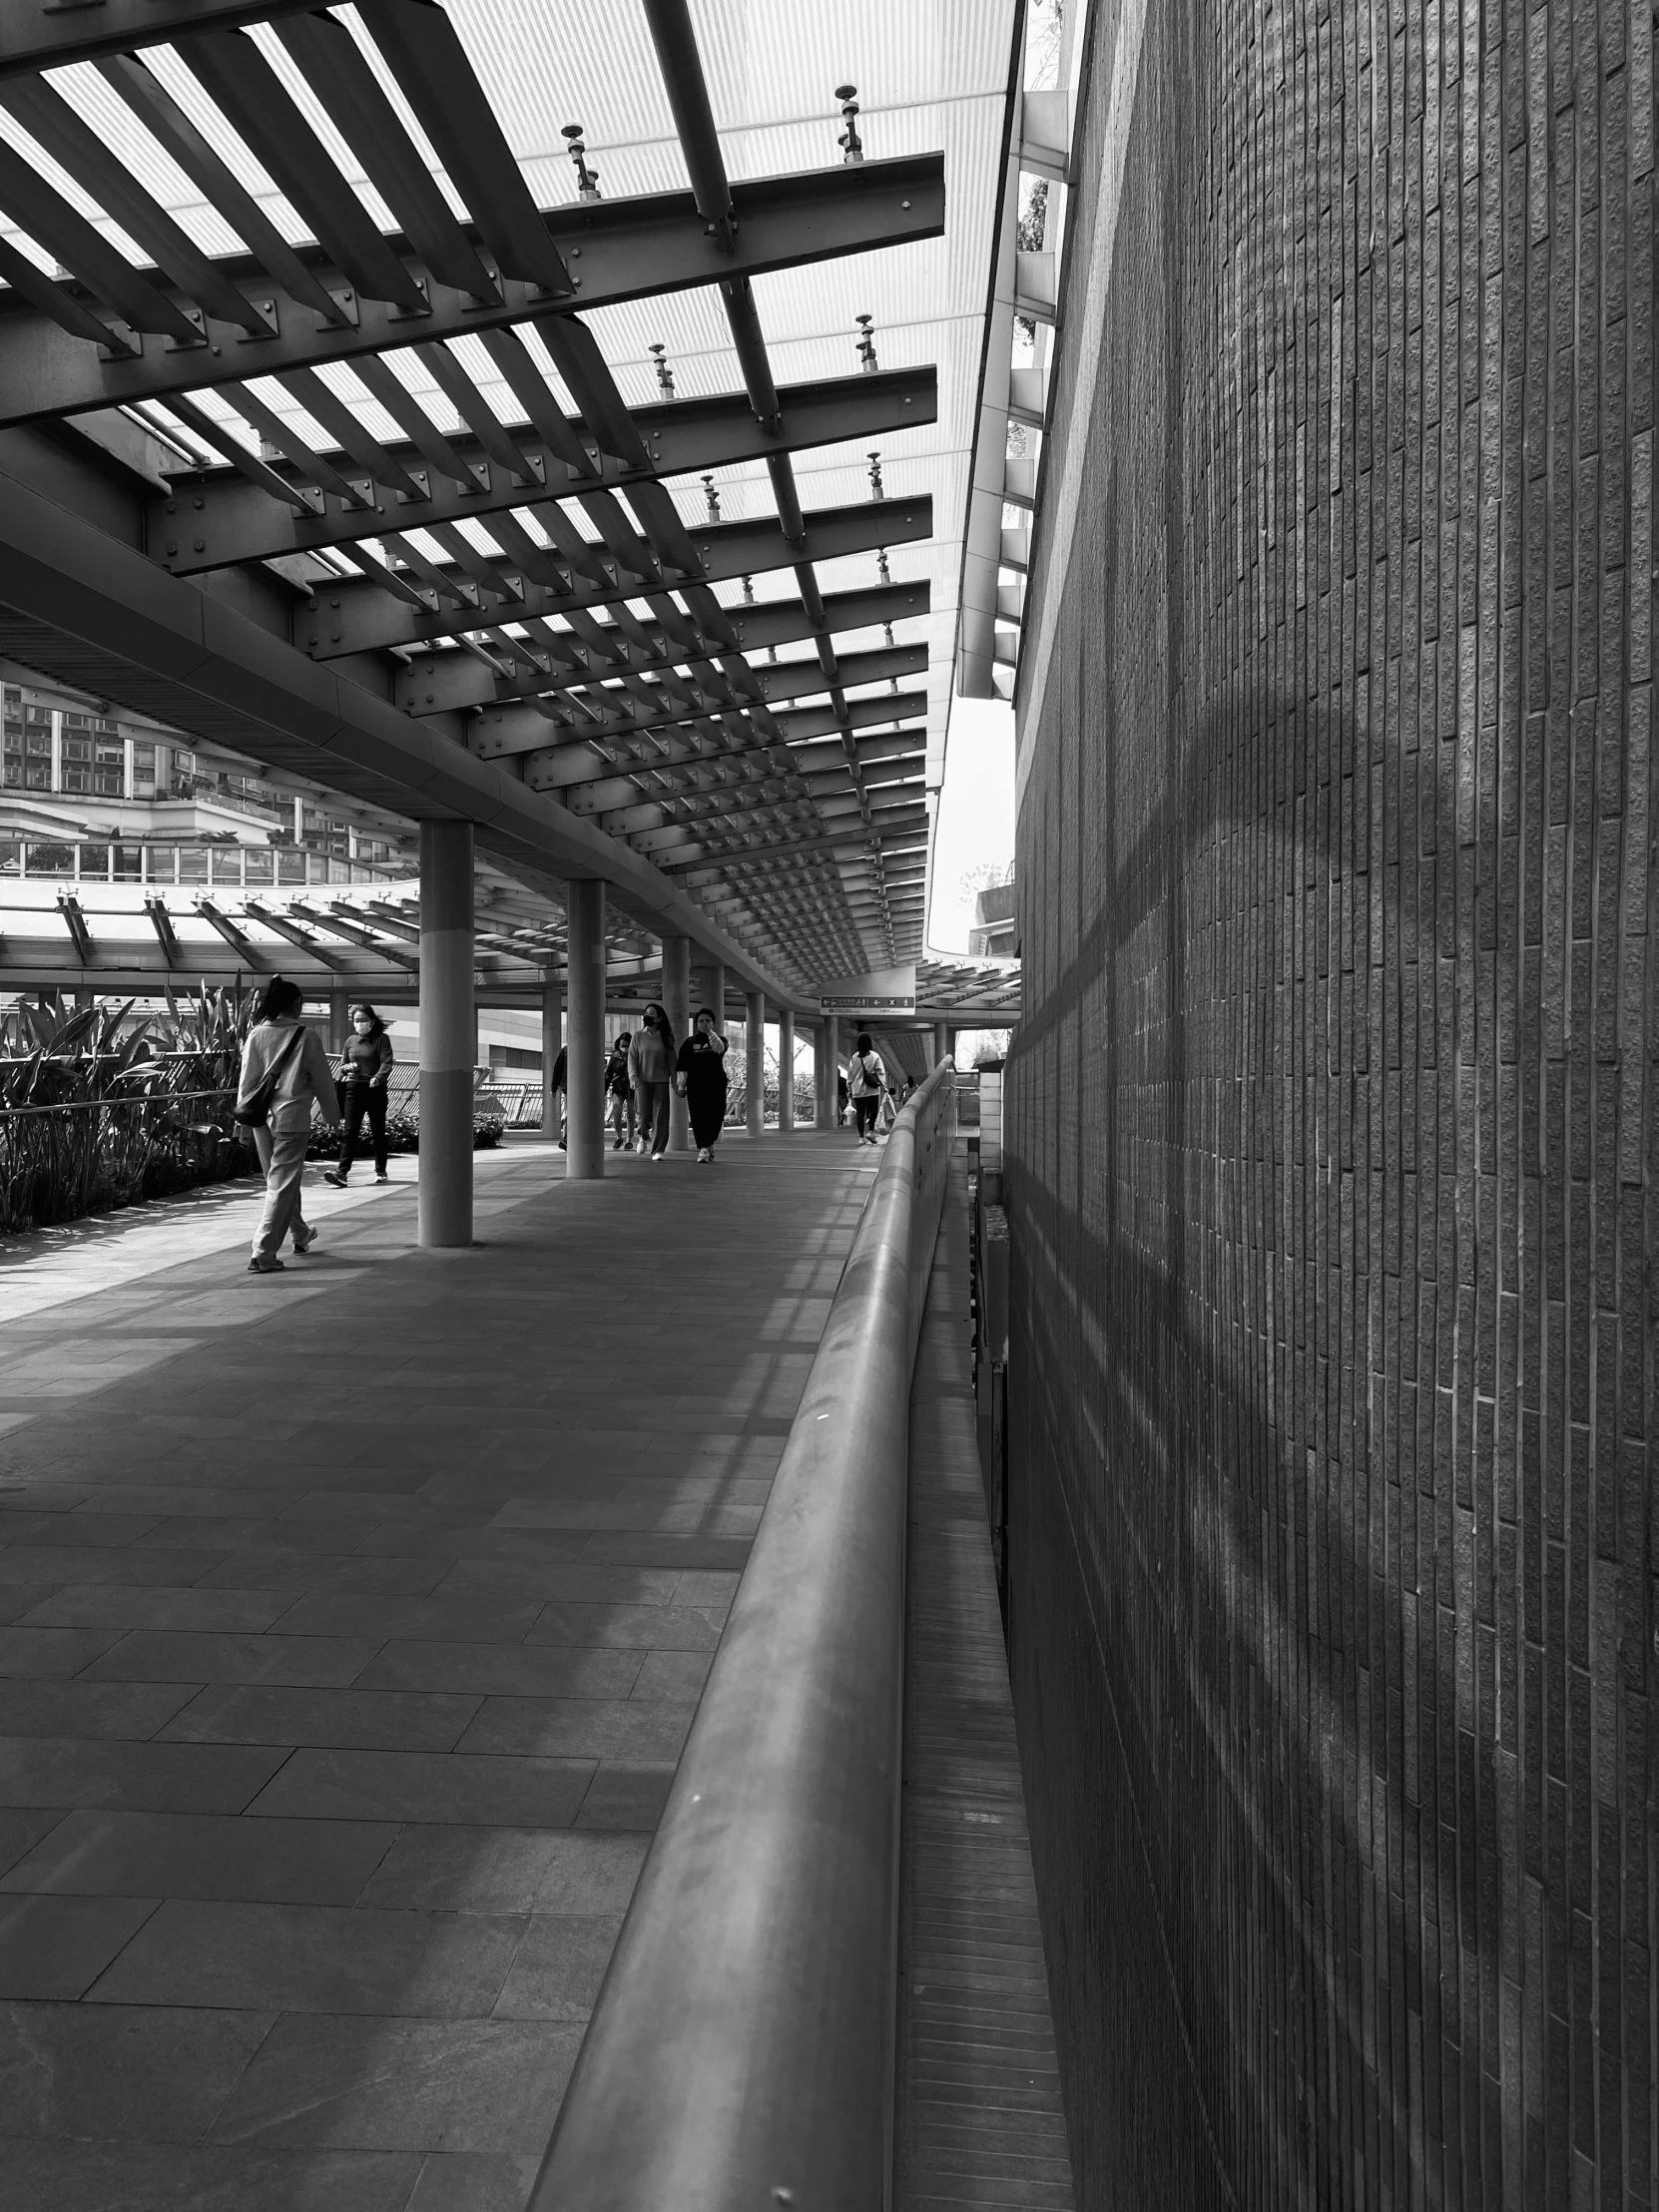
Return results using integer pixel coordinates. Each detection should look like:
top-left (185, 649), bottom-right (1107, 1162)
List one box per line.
top-left (529, 1058), bottom-right (958, 2208)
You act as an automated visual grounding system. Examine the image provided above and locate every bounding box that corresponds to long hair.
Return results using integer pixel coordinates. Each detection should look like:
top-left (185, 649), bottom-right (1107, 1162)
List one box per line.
top-left (256, 976), bottom-right (303, 1022)
top-left (353, 1002), bottom-right (386, 1039)
top-left (855, 1030), bottom-right (873, 1054)
top-left (642, 1000), bottom-right (676, 1054)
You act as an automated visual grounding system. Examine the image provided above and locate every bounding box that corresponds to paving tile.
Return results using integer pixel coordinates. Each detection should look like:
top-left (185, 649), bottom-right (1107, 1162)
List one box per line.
top-left (630, 1648), bottom-right (716, 1701)
top-left (573, 1762), bottom-right (677, 1832)
top-left (524, 1601), bottom-right (722, 1652)
top-left (195, 1556), bottom-right (449, 1598)
top-left (16, 1587), bottom-right (294, 1635)
top-left (430, 1560), bottom-right (682, 1604)
top-left (403, 2150), bottom-right (543, 2212)
top-left (0, 1626), bottom-right (126, 1678)
top-left (158, 1686), bottom-right (481, 1753)
top-left (1, 1810), bottom-right (395, 1906)
top-left (267, 1595), bottom-right (544, 1644)
top-left (0, 1738), bottom-right (286, 1815)
top-left (0, 1997), bottom-right (275, 2138)
top-left (352, 1639), bottom-right (642, 1701)
top-left (88, 1898), bottom-right (526, 2016)
top-left (0, 1809), bottom-right (64, 1879)
top-left (80, 1630), bottom-right (381, 1688)
top-left (456, 1697), bottom-right (696, 1763)
top-left (491, 1912), bottom-right (624, 2020)
top-left (0, 1894), bottom-right (157, 1997)
top-left (0, 1682), bottom-right (198, 1740)
top-left (207, 2012), bottom-right (582, 2153)
top-left (0, 2140), bottom-right (424, 2210)
top-left (356, 1826), bottom-right (647, 1917)
top-left (247, 1748), bottom-right (595, 1828)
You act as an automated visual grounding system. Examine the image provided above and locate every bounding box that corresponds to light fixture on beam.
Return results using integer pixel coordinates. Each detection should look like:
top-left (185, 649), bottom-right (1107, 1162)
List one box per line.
top-left (561, 123), bottom-right (602, 202)
top-left (836, 84), bottom-right (864, 165)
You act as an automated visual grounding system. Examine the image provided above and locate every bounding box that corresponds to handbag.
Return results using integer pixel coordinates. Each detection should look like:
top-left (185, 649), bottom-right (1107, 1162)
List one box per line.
top-left (234, 1024), bottom-right (306, 1130)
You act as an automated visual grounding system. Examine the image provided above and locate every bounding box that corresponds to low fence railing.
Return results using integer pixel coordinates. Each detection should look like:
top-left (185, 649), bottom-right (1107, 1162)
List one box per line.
top-left (0, 1084), bottom-right (247, 1235)
top-left (530, 1056), bottom-right (958, 2209)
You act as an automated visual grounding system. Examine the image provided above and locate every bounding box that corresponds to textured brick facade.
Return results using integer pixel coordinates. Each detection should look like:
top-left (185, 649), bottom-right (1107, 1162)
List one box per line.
top-left (1006, 0), bottom-right (1655, 2204)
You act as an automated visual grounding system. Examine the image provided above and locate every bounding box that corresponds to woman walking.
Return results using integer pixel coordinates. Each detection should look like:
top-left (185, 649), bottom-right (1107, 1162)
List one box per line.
top-left (627, 1003), bottom-right (677, 1159)
top-left (322, 1002), bottom-right (393, 1189)
top-left (676, 1006), bottom-right (730, 1164)
top-left (237, 978), bottom-right (339, 1275)
top-left (606, 1031), bottom-right (635, 1151)
top-left (846, 1031), bottom-right (885, 1146)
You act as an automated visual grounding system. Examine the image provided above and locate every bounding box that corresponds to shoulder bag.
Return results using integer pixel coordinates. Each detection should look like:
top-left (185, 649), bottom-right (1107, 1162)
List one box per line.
top-left (235, 1024), bottom-right (306, 1130)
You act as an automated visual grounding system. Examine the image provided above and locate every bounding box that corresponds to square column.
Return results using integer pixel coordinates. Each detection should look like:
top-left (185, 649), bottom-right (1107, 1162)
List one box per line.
top-left (662, 934), bottom-right (691, 1152)
top-left (328, 987), bottom-right (350, 1053)
top-left (418, 819), bottom-right (474, 1250)
top-left (814, 1018), bottom-right (834, 1128)
top-left (745, 989), bottom-right (765, 1137)
top-left (778, 1010), bottom-right (795, 1131)
top-left (566, 878), bottom-right (606, 1179)
top-left (541, 974), bottom-right (563, 1142)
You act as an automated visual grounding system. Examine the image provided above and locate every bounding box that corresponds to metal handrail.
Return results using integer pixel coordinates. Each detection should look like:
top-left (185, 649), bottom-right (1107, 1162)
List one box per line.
top-left (531, 1058), bottom-right (958, 2211)
top-left (0, 1086), bottom-right (235, 1120)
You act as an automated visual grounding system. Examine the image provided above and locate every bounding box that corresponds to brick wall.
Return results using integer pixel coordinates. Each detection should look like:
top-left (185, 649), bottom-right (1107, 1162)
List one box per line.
top-left (1006, 0), bottom-right (1655, 2204)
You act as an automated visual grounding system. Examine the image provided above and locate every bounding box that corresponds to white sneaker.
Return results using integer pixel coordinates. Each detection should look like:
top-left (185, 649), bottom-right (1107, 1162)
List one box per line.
top-left (635, 1139), bottom-right (647, 1156)
top-left (697, 1147), bottom-right (710, 1163)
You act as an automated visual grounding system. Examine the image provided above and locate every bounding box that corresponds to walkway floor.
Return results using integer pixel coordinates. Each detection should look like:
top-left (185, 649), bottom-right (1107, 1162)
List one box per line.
top-left (0, 1130), bottom-right (875, 2211)
top-left (896, 1150), bottom-right (1075, 2209)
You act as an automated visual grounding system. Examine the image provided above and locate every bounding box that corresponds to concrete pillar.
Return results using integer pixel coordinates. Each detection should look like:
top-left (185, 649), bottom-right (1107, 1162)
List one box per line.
top-left (745, 989), bottom-right (765, 1137)
top-left (661, 934), bottom-right (691, 1152)
top-left (540, 974), bottom-right (563, 1141)
top-left (778, 1009), bottom-right (795, 1131)
top-left (328, 986), bottom-right (350, 1053)
top-left (934, 1019), bottom-right (950, 1069)
top-left (814, 1019), bottom-right (834, 1128)
top-left (565, 879), bottom-right (606, 1179)
top-left (418, 819), bottom-right (474, 1249)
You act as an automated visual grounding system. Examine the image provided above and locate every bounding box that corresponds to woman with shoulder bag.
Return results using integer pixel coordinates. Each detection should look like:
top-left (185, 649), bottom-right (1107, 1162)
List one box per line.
top-left (237, 978), bottom-right (340, 1275)
top-left (846, 1031), bottom-right (885, 1146)
top-left (628, 1004), bottom-right (677, 1160)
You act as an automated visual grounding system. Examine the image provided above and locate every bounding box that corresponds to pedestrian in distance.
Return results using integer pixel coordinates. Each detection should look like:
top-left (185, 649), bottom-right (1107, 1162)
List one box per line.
top-left (677, 1006), bottom-right (730, 1163)
top-left (550, 1041), bottom-right (568, 1149)
top-left (322, 1002), bottom-right (392, 1189)
top-left (837, 1067), bottom-right (849, 1125)
top-left (847, 1031), bottom-right (885, 1146)
top-left (236, 977), bottom-right (339, 1275)
top-left (628, 1003), bottom-right (677, 1159)
top-left (606, 1031), bottom-right (636, 1151)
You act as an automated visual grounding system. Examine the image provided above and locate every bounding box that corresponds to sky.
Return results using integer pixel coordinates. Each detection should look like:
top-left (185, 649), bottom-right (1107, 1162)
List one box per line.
top-left (924, 696), bottom-right (1017, 956)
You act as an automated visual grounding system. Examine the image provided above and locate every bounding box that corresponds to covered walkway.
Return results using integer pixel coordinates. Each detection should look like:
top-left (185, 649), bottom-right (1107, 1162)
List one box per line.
top-left (0, 1131), bottom-right (877, 2207)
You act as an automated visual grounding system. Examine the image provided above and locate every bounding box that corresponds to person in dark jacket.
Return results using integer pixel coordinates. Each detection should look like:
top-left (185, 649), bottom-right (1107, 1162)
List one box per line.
top-left (606, 1032), bottom-right (635, 1150)
top-left (322, 1002), bottom-right (393, 1188)
top-left (676, 1006), bottom-right (729, 1163)
top-left (550, 1042), bottom-right (568, 1149)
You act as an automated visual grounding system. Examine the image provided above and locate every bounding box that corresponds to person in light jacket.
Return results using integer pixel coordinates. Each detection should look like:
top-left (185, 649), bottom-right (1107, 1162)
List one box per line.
top-left (627, 1003), bottom-right (677, 1159)
top-left (238, 977), bottom-right (339, 1274)
top-left (846, 1031), bottom-right (885, 1146)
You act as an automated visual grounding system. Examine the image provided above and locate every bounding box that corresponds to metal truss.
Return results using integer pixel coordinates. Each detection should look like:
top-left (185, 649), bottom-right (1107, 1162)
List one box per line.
top-left (0, 0), bottom-right (948, 982)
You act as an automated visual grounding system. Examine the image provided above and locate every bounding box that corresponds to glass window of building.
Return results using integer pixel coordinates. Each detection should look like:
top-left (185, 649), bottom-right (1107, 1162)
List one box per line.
top-left (130, 741), bottom-right (159, 798)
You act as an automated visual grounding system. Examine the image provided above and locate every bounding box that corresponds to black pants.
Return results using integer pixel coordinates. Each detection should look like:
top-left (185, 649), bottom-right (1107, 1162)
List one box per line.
top-left (338, 1084), bottom-right (387, 1174)
top-left (853, 1093), bottom-right (880, 1138)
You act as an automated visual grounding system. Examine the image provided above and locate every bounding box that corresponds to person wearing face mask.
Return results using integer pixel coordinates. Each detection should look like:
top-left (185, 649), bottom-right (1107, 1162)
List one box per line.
top-left (322, 1002), bottom-right (394, 1188)
top-left (606, 1031), bottom-right (635, 1151)
top-left (627, 1003), bottom-right (677, 1159)
top-left (676, 1006), bottom-right (730, 1164)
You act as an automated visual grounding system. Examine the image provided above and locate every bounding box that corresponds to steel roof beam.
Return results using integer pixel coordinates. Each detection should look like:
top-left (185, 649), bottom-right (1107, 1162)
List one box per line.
top-left (302, 498), bottom-right (932, 660)
top-left (0, 1), bottom-right (321, 75)
top-left (655, 805), bottom-right (928, 873)
top-left (0, 156), bottom-right (944, 427)
top-left (464, 642), bottom-right (924, 751)
top-left (393, 581), bottom-right (930, 718)
top-left (147, 366), bottom-right (934, 575)
top-left (519, 694), bottom-right (927, 798)
top-left (483, 648), bottom-right (924, 765)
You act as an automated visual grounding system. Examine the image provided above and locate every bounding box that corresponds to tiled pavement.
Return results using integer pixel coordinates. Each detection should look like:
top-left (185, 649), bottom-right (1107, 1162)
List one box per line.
top-left (0, 1131), bottom-right (876, 2210)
